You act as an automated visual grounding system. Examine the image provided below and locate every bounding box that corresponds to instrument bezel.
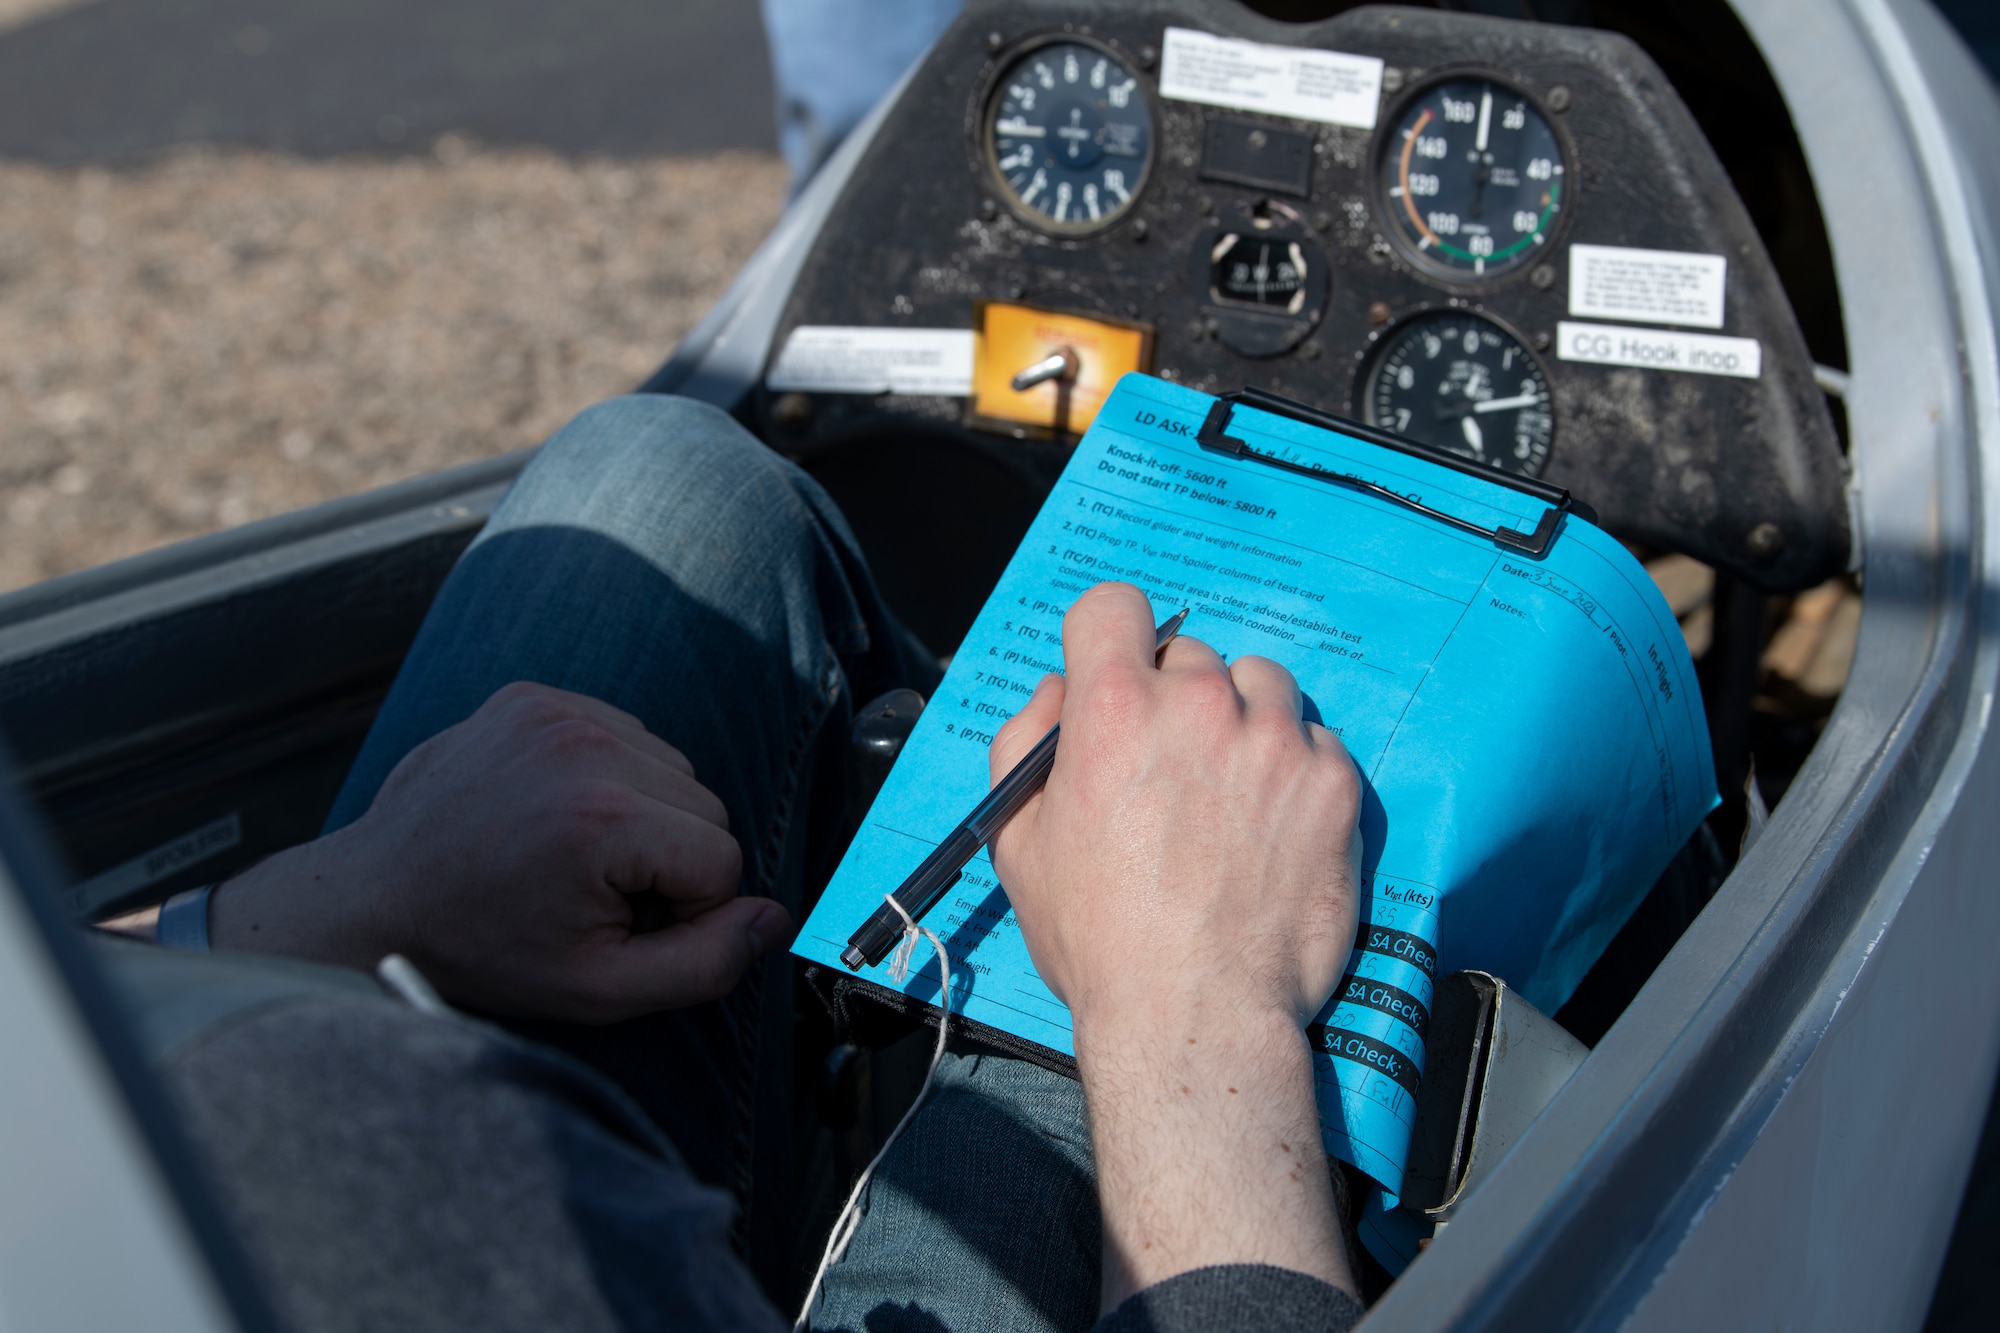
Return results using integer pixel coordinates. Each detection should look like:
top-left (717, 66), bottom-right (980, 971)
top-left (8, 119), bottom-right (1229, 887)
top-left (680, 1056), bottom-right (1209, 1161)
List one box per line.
top-left (1370, 65), bottom-right (1580, 288)
top-left (974, 31), bottom-right (1161, 239)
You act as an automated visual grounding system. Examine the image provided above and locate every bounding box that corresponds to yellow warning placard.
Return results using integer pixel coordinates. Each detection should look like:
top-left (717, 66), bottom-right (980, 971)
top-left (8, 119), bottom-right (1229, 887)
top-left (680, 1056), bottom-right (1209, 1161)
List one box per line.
top-left (971, 303), bottom-right (1153, 438)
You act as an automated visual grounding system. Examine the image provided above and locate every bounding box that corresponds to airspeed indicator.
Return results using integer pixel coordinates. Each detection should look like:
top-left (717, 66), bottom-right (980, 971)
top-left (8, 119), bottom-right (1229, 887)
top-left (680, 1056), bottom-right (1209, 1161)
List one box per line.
top-left (1378, 75), bottom-right (1568, 280)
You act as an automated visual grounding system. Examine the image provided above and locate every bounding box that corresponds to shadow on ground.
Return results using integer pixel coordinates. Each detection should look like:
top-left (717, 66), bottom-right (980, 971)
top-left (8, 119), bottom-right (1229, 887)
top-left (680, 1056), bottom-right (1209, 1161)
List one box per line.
top-left (0, 0), bottom-right (777, 162)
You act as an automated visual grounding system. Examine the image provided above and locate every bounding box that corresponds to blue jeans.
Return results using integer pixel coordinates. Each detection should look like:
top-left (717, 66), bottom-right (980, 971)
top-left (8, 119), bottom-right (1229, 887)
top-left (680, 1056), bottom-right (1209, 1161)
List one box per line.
top-left (759, 0), bottom-right (964, 187)
top-left (323, 396), bottom-right (1099, 1330)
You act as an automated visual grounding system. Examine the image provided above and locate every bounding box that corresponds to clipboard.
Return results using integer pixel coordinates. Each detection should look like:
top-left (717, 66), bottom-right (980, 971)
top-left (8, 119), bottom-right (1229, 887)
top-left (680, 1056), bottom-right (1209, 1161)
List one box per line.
top-left (1194, 386), bottom-right (1595, 557)
top-left (793, 371), bottom-right (1716, 1210)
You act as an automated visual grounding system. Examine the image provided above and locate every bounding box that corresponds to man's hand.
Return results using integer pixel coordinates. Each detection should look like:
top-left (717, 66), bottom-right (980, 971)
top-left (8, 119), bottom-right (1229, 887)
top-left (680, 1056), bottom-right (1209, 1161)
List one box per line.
top-left (209, 682), bottom-right (788, 1023)
top-left (990, 582), bottom-right (1362, 1308)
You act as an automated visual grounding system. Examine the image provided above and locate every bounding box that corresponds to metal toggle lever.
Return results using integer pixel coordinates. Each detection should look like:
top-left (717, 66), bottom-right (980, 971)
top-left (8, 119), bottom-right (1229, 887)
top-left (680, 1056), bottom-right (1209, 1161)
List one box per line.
top-left (1010, 346), bottom-right (1080, 391)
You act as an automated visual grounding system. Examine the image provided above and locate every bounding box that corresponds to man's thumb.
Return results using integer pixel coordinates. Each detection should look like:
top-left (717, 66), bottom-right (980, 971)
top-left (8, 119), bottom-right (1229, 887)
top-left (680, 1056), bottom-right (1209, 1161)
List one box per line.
top-left (989, 672), bottom-right (1065, 782)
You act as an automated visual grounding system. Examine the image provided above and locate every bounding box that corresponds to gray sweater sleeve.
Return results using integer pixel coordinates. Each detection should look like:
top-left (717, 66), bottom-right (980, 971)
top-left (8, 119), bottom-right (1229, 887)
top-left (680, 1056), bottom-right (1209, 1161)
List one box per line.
top-left (1095, 1265), bottom-right (1367, 1333)
top-left (163, 991), bottom-right (786, 1333)
top-left (143, 951), bottom-right (1365, 1333)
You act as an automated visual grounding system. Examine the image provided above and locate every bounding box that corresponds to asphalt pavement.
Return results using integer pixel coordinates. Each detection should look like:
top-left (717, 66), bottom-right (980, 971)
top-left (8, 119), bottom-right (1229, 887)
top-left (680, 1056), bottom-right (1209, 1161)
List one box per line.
top-left (0, 0), bottom-right (778, 162)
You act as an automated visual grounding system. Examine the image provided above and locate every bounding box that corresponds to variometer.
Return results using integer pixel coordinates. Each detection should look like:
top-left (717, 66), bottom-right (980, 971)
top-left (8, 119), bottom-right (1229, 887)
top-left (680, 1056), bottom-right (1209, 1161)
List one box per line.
top-left (984, 40), bottom-right (1154, 235)
top-left (1361, 311), bottom-right (1555, 477)
top-left (1379, 75), bottom-right (1567, 280)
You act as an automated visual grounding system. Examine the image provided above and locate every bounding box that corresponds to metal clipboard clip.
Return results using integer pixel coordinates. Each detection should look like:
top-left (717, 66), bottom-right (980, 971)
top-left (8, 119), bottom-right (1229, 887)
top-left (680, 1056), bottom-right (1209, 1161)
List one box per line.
top-left (1196, 387), bottom-right (1595, 559)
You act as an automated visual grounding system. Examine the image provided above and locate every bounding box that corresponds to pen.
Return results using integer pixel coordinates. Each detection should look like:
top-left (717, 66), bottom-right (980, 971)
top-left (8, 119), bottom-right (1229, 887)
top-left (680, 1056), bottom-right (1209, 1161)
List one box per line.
top-left (840, 607), bottom-right (1191, 971)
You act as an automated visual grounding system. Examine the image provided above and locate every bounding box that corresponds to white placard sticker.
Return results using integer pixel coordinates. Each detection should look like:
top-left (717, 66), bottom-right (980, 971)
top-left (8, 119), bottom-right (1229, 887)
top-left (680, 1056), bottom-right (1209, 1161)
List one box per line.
top-left (768, 326), bottom-right (976, 396)
top-left (1159, 27), bottom-right (1384, 128)
top-left (1557, 320), bottom-right (1761, 379)
top-left (63, 812), bottom-right (242, 919)
top-left (1568, 244), bottom-right (1728, 329)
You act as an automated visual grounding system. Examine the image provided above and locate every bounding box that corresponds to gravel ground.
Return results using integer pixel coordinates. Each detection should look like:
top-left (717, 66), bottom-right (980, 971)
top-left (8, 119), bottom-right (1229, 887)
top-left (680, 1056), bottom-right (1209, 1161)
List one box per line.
top-left (0, 0), bottom-right (74, 28)
top-left (0, 143), bottom-right (785, 591)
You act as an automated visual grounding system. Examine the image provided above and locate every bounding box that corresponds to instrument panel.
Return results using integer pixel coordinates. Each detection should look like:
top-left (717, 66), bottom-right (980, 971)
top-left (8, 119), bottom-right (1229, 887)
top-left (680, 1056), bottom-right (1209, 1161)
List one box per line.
top-left (759, 0), bottom-right (1848, 595)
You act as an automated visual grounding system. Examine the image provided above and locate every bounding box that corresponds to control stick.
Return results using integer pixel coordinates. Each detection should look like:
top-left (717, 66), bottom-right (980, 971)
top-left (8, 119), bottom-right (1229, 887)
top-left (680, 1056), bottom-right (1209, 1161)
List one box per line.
top-left (1011, 346), bottom-right (1081, 392)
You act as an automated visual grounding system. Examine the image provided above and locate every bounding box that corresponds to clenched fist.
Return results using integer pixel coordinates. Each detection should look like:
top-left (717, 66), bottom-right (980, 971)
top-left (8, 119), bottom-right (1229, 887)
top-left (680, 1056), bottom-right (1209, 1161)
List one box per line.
top-left (210, 682), bottom-right (788, 1023)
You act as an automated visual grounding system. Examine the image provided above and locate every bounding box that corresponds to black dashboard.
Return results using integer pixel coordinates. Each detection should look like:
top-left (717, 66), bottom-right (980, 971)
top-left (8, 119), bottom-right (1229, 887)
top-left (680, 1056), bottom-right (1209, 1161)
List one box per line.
top-left (754, 0), bottom-right (1848, 650)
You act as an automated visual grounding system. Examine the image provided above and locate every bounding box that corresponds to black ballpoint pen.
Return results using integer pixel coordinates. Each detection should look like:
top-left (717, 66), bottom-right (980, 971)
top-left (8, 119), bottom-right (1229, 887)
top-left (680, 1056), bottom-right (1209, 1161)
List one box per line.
top-left (840, 607), bottom-right (1191, 971)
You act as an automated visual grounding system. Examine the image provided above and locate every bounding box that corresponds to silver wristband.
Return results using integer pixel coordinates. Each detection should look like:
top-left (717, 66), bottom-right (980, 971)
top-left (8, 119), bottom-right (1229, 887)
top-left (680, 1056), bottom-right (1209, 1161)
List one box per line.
top-left (156, 883), bottom-right (215, 952)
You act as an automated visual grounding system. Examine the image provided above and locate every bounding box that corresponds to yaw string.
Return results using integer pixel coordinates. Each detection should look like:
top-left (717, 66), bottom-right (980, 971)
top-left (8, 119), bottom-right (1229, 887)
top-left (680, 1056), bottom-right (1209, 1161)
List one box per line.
top-left (794, 893), bottom-right (954, 1331)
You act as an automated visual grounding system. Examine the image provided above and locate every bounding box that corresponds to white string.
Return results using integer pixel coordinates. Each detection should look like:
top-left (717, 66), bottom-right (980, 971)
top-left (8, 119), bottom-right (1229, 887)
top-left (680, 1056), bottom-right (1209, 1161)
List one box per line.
top-left (793, 894), bottom-right (953, 1331)
top-left (376, 953), bottom-right (454, 1018)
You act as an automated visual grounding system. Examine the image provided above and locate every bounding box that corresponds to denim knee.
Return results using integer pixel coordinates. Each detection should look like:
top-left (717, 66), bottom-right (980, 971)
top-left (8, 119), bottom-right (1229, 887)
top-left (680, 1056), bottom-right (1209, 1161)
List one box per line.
top-left (480, 394), bottom-right (812, 552)
top-left (554, 394), bottom-right (766, 488)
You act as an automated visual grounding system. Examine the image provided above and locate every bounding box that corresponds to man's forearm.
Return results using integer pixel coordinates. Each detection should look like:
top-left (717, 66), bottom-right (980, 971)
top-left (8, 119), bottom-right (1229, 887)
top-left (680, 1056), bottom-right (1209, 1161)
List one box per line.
top-left (205, 827), bottom-right (408, 968)
top-left (1074, 994), bottom-right (1355, 1312)
top-left (97, 829), bottom-right (401, 965)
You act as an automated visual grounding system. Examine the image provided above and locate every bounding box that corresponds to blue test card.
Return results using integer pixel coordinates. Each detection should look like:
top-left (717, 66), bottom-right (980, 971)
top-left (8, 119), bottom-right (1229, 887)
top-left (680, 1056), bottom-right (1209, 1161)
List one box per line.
top-left (794, 373), bottom-right (1716, 1199)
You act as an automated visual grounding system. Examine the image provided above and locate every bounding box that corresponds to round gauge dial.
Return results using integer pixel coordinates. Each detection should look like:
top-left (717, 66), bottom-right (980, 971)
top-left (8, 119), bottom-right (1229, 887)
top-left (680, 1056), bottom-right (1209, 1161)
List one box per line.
top-left (1363, 312), bottom-right (1555, 476)
top-left (1380, 76), bottom-right (1566, 279)
top-left (986, 41), bottom-right (1152, 233)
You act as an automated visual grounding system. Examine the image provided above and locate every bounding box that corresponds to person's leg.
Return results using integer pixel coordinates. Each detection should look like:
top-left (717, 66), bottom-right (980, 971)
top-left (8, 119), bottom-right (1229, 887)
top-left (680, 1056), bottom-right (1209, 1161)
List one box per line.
top-left (322, 394), bottom-right (938, 1292)
top-left (810, 1051), bottom-right (1102, 1333)
top-left (328, 394), bottom-right (934, 838)
top-left (758, 0), bottom-right (964, 188)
